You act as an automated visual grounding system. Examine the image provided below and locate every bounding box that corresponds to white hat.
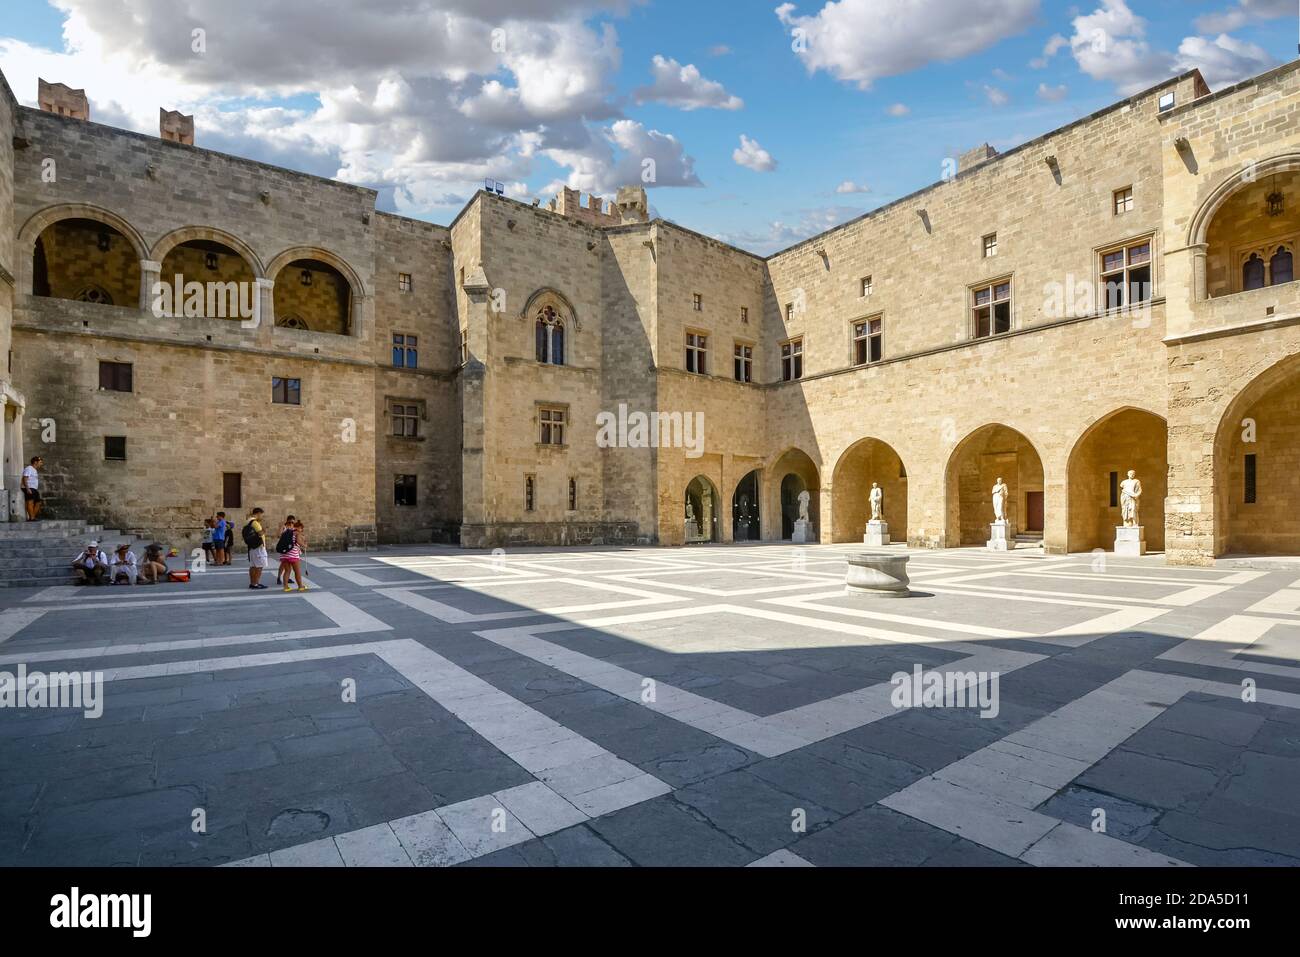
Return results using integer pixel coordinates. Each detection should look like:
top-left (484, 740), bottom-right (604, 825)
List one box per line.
top-left (88, 540), bottom-right (99, 547)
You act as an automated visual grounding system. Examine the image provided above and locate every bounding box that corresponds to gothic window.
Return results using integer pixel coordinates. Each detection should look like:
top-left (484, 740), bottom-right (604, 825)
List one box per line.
top-left (277, 314), bottom-right (309, 330)
top-left (1243, 253), bottom-right (1266, 291)
top-left (535, 305), bottom-right (565, 365)
top-left (1270, 246), bottom-right (1294, 286)
top-left (76, 285), bottom-right (114, 306)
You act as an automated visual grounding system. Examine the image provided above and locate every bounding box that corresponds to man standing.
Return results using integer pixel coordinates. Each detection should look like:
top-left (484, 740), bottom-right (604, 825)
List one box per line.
top-left (245, 507), bottom-right (268, 590)
top-left (21, 456), bottom-right (43, 521)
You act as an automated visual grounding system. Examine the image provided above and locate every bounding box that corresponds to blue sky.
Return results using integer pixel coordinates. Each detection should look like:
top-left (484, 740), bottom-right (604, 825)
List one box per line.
top-left (1, 0), bottom-right (1296, 253)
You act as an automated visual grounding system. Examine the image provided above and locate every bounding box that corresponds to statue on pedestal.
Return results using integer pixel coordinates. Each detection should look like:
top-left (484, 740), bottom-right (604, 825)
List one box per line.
top-left (797, 490), bottom-right (811, 523)
top-left (991, 477), bottom-right (1009, 524)
top-left (869, 483), bottom-right (883, 522)
top-left (685, 501), bottom-right (695, 524)
top-left (1120, 470), bottom-right (1142, 527)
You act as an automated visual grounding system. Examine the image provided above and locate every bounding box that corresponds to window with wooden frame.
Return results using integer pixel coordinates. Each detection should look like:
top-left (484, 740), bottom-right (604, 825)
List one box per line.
top-left (271, 377), bottom-right (302, 405)
top-left (692, 293), bottom-right (703, 312)
top-left (982, 233), bottom-right (998, 258)
top-left (860, 276), bottom-right (873, 297)
top-left (398, 272), bottom-right (413, 292)
top-left (459, 329), bottom-right (469, 365)
top-left (852, 316), bottom-right (883, 366)
top-left (392, 333), bottom-right (418, 368)
top-left (99, 361), bottom-right (133, 393)
top-left (104, 436), bottom-right (127, 461)
top-left (733, 342), bottom-right (753, 382)
top-left (740, 306), bottom-right (749, 324)
top-left (686, 331), bottom-right (708, 375)
top-left (539, 406), bottom-right (566, 446)
top-left (781, 337), bottom-right (803, 381)
top-left (972, 280), bottom-right (1012, 338)
top-left (1100, 239), bottom-right (1153, 310)
top-left (568, 477), bottom-right (577, 511)
top-left (394, 474), bottom-right (417, 507)
top-left (525, 474), bottom-right (536, 512)
top-left (1113, 187), bottom-right (1134, 215)
top-left (390, 402), bottom-right (420, 438)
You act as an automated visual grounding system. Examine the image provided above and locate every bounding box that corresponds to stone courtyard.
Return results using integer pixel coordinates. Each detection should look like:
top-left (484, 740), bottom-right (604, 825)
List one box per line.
top-left (1, 542), bottom-right (1297, 868)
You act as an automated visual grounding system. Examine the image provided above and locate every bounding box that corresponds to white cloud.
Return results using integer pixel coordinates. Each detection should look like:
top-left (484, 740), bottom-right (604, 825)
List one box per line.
top-left (1029, 33), bottom-right (1068, 68)
top-left (708, 44), bottom-right (732, 56)
top-left (982, 84), bottom-right (1009, 106)
top-left (1036, 82), bottom-right (1068, 101)
top-left (1195, 0), bottom-right (1293, 33)
top-left (835, 180), bottom-right (870, 194)
top-left (775, 0), bottom-right (1040, 89)
top-left (715, 204), bottom-right (862, 255)
top-left (732, 134), bottom-right (777, 172)
top-left (0, 0), bottom-right (709, 218)
top-left (633, 55), bottom-right (743, 110)
top-left (1065, 0), bottom-right (1276, 95)
top-left (887, 102), bottom-right (910, 116)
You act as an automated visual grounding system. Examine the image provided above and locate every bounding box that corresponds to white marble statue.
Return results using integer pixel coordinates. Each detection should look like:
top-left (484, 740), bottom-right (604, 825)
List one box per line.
top-left (1120, 470), bottom-right (1142, 527)
top-left (991, 477), bottom-right (1009, 523)
top-left (869, 482), bottom-right (883, 522)
top-left (685, 500), bottom-right (695, 523)
top-left (797, 489), bottom-right (811, 523)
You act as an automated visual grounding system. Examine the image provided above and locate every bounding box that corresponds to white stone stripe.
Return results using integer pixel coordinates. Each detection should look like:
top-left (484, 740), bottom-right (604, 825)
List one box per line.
top-left (1158, 613), bottom-right (1300, 679)
top-left (747, 849), bottom-right (815, 867)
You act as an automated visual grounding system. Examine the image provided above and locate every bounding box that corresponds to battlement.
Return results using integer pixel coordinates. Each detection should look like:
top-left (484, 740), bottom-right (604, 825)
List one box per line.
top-left (37, 79), bottom-right (89, 121)
top-left (546, 185), bottom-right (648, 227)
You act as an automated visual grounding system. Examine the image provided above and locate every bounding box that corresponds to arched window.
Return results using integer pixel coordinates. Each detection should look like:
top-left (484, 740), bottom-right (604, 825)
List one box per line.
top-left (535, 305), bottom-right (565, 365)
top-left (1243, 253), bottom-right (1266, 291)
top-left (1270, 246), bottom-right (1294, 287)
top-left (276, 314), bottom-right (309, 330)
top-left (76, 285), bottom-right (114, 306)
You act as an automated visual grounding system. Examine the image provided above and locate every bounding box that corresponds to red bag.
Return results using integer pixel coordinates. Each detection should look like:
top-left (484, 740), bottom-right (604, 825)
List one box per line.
top-left (166, 570), bottom-right (191, 582)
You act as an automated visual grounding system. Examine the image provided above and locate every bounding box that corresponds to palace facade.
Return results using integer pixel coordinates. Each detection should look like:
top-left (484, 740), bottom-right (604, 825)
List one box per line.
top-left (1, 61), bottom-right (1298, 565)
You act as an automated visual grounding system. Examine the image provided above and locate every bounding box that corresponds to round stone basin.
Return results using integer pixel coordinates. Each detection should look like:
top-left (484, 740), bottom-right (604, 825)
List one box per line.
top-left (844, 552), bottom-right (911, 598)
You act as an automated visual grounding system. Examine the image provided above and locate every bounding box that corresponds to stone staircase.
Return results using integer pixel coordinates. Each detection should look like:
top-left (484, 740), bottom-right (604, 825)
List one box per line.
top-left (1015, 531), bottom-right (1045, 547)
top-left (0, 520), bottom-right (130, 588)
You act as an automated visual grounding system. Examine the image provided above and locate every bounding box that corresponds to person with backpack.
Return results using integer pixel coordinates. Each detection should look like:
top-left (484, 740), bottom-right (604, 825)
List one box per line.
top-left (223, 516), bottom-right (235, 565)
top-left (243, 507), bottom-right (268, 590)
top-left (275, 515), bottom-right (296, 587)
top-left (275, 515), bottom-right (307, 592)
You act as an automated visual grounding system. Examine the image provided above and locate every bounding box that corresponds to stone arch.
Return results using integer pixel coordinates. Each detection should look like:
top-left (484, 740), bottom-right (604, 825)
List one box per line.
top-left (18, 203), bottom-right (147, 300)
top-left (731, 469), bottom-right (761, 542)
top-left (1066, 406), bottom-right (1168, 554)
top-left (150, 226), bottom-right (266, 278)
top-left (830, 437), bottom-right (907, 544)
top-left (684, 474), bottom-right (720, 543)
top-left (266, 246), bottom-right (365, 336)
top-left (1190, 154), bottom-right (1300, 301)
top-left (520, 286), bottom-right (581, 330)
top-left (944, 423), bottom-right (1046, 547)
top-left (1212, 352), bottom-right (1300, 556)
top-left (767, 446), bottom-right (821, 541)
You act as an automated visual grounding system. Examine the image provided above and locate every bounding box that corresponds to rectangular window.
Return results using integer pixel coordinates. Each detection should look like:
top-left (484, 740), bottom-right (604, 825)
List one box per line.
top-left (1109, 471), bottom-right (1119, 508)
top-left (740, 306), bottom-right (749, 324)
top-left (1244, 454), bottom-right (1257, 504)
top-left (785, 302), bottom-right (795, 322)
top-left (525, 474), bottom-right (536, 512)
top-left (271, 377), bottom-right (301, 405)
top-left (104, 436), bottom-right (127, 461)
top-left (692, 293), bottom-right (703, 312)
top-left (99, 361), bottom-right (133, 392)
top-left (860, 276), bottom-right (873, 297)
top-left (394, 474), bottom-right (417, 507)
top-left (852, 317), bottom-right (883, 365)
top-left (540, 406), bottom-right (566, 446)
top-left (781, 338), bottom-right (803, 381)
top-left (391, 403), bottom-right (419, 438)
top-left (568, 477), bottom-right (577, 511)
top-left (686, 332), bottom-right (708, 375)
top-left (1101, 240), bottom-right (1154, 311)
top-left (222, 472), bottom-right (242, 509)
top-left (733, 342), bottom-right (753, 383)
top-left (972, 280), bottom-right (1012, 338)
top-left (392, 333), bottom-right (418, 368)
top-left (1158, 91), bottom-right (1176, 112)
top-left (459, 329), bottom-right (469, 365)
top-left (398, 272), bottom-right (412, 292)
top-left (983, 233), bottom-right (998, 258)
top-left (1114, 187), bottom-right (1134, 215)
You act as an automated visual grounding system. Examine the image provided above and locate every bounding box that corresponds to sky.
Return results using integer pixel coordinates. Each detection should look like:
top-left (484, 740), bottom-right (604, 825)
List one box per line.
top-left (1, 0), bottom-right (1296, 255)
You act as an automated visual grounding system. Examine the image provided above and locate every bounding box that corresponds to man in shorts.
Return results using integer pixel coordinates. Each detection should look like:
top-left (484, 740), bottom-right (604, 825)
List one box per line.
top-left (246, 507), bottom-right (269, 590)
top-left (21, 456), bottom-right (43, 521)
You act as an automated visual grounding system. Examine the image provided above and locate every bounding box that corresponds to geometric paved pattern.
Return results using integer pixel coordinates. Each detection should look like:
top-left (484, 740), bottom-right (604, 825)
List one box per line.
top-left (1, 543), bottom-right (1298, 867)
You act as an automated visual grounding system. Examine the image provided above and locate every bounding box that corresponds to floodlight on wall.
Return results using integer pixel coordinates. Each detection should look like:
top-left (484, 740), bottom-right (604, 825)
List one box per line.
top-left (300, 269), bottom-right (313, 286)
top-left (205, 252), bottom-right (219, 270)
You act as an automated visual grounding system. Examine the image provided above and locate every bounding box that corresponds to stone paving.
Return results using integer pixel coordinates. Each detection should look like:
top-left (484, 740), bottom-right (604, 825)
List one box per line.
top-left (1, 543), bottom-right (1298, 867)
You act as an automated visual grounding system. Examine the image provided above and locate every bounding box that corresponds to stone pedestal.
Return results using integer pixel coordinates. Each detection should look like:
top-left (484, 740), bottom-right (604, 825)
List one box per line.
top-left (684, 520), bottom-right (701, 542)
top-left (792, 520), bottom-right (814, 544)
top-left (863, 520), bottom-right (890, 547)
top-left (987, 522), bottom-right (1015, 551)
top-left (845, 553), bottom-right (911, 598)
top-left (1115, 525), bottom-right (1147, 557)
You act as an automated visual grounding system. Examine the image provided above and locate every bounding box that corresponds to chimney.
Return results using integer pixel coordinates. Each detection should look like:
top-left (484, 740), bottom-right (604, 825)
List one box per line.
top-left (958, 143), bottom-right (998, 174)
top-left (159, 108), bottom-right (194, 145)
top-left (37, 79), bottom-right (90, 121)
